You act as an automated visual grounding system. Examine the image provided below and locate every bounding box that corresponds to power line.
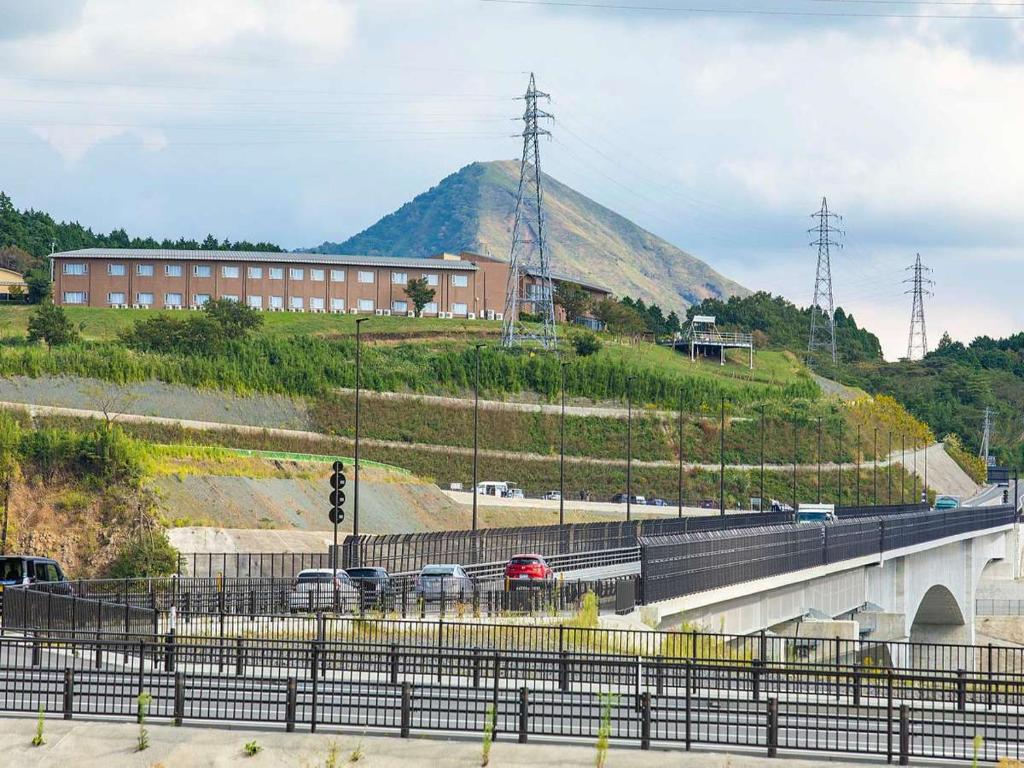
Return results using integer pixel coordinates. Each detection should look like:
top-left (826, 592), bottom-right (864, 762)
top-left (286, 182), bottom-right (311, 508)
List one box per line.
top-left (480, 0), bottom-right (1024, 19)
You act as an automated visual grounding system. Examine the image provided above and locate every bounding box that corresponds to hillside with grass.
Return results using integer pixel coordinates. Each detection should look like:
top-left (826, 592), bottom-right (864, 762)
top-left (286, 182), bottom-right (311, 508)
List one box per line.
top-left (311, 160), bottom-right (750, 311)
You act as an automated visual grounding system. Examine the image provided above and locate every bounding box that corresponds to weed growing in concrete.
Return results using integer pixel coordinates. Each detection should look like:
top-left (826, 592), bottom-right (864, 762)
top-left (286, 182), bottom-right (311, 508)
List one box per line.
top-left (31, 706), bottom-right (45, 746)
top-left (595, 693), bottom-right (616, 768)
top-left (480, 703), bottom-right (496, 766)
top-left (244, 740), bottom-right (263, 757)
top-left (971, 734), bottom-right (984, 768)
top-left (137, 692), bottom-right (152, 751)
top-left (349, 736), bottom-right (364, 763)
top-left (325, 741), bottom-right (341, 768)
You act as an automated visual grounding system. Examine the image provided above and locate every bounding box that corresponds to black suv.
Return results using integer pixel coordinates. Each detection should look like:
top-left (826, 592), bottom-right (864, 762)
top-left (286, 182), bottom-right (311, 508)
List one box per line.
top-left (345, 567), bottom-right (394, 610)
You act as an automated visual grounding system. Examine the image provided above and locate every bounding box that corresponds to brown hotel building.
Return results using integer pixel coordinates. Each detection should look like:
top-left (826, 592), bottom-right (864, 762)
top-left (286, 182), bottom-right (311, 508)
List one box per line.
top-left (50, 248), bottom-right (611, 320)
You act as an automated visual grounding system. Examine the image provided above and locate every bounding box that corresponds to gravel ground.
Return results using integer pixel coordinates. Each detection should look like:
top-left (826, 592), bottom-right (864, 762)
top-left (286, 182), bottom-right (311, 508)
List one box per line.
top-left (0, 375), bottom-right (311, 430)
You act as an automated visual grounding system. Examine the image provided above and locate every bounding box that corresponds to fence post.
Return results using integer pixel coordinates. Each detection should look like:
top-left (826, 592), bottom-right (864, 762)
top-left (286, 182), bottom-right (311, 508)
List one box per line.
top-left (310, 641), bottom-right (320, 733)
top-left (956, 668), bottom-right (967, 712)
top-left (63, 668), bottom-right (74, 720)
top-left (684, 659), bottom-right (692, 751)
top-left (558, 649), bottom-right (569, 691)
top-left (834, 636), bottom-right (841, 701)
top-left (655, 659), bottom-right (664, 696)
top-left (518, 687), bottom-right (528, 744)
top-left (492, 652), bottom-right (501, 742)
top-left (472, 647), bottom-right (481, 689)
top-left (285, 677), bottom-right (297, 733)
top-left (390, 643), bottom-right (399, 685)
top-left (235, 637), bottom-right (245, 677)
top-left (640, 691), bottom-right (651, 750)
top-left (31, 633), bottom-right (41, 667)
top-left (173, 671), bottom-right (184, 726)
top-left (886, 669), bottom-right (894, 764)
top-left (752, 658), bottom-right (763, 701)
top-left (898, 704), bottom-right (910, 766)
top-left (400, 681), bottom-right (411, 738)
top-left (436, 617), bottom-right (444, 683)
top-left (987, 643), bottom-right (994, 710)
top-left (767, 697), bottom-right (778, 757)
top-left (164, 629), bottom-right (176, 673)
top-left (853, 664), bottom-right (862, 707)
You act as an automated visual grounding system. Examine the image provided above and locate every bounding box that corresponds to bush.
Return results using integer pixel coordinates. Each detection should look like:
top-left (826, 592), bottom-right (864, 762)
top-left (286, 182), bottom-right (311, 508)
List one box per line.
top-left (572, 332), bottom-right (602, 357)
top-left (107, 530), bottom-right (179, 578)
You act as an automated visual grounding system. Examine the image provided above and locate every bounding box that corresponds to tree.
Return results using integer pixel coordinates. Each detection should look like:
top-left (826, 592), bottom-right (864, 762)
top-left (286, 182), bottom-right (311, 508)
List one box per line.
top-left (107, 530), bottom-right (179, 578)
top-left (554, 282), bottom-right (591, 324)
top-left (592, 297), bottom-right (646, 336)
top-left (6, 284), bottom-right (24, 303)
top-left (572, 331), bottom-right (602, 357)
top-left (27, 300), bottom-right (80, 349)
top-left (405, 277), bottom-right (436, 318)
top-left (0, 412), bottom-right (21, 555)
top-left (202, 297), bottom-right (263, 340)
top-left (24, 267), bottom-right (51, 304)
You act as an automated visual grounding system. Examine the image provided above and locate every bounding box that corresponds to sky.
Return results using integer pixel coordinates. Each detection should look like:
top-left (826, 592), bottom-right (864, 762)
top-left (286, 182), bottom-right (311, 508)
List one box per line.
top-left (1, 0), bottom-right (1022, 360)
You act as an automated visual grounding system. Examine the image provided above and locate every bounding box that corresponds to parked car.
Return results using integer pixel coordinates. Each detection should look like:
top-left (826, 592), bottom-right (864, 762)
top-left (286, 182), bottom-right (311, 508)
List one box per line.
top-left (542, 490), bottom-right (561, 501)
top-left (345, 566), bottom-right (394, 609)
top-left (612, 493), bottom-right (647, 504)
top-left (0, 555), bottom-right (68, 590)
top-left (698, 498), bottom-right (717, 509)
top-left (287, 569), bottom-right (359, 613)
top-left (504, 554), bottom-right (554, 589)
top-left (415, 564), bottom-right (473, 602)
top-left (646, 498), bottom-right (668, 507)
top-left (933, 495), bottom-right (961, 511)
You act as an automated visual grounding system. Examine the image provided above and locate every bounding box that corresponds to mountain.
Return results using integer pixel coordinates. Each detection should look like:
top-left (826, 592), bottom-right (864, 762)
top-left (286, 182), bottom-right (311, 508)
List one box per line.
top-left (311, 160), bottom-right (749, 310)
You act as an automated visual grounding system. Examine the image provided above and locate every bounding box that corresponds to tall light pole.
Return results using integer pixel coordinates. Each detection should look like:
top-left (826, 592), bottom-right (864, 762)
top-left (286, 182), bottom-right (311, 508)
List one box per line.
top-left (759, 404), bottom-right (766, 513)
top-left (913, 436), bottom-right (919, 504)
top-left (856, 424), bottom-right (861, 507)
top-left (677, 390), bottom-right (684, 519)
top-left (792, 418), bottom-right (798, 513)
top-left (873, 427), bottom-right (879, 506)
top-left (719, 396), bottom-right (726, 517)
top-left (472, 343), bottom-right (486, 532)
top-left (559, 360), bottom-right (568, 527)
top-left (837, 418), bottom-right (843, 508)
top-left (887, 431), bottom-right (893, 506)
top-left (354, 317), bottom-right (368, 553)
top-left (626, 375), bottom-right (636, 522)
top-left (900, 433), bottom-right (906, 505)
top-left (816, 416), bottom-right (822, 504)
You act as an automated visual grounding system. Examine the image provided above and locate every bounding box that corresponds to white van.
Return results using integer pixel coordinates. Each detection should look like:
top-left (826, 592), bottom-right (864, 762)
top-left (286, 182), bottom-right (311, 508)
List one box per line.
top-left (795, 503), bottom-right (837, 524)
top-left (476, 481), bottom-right (510, 497)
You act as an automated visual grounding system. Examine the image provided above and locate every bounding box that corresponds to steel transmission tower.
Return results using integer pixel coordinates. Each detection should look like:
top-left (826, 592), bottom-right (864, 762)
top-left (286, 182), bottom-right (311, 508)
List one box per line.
top-left (807, 197), bottom-right (843, 363)
top-left (979, 406), bottom-right (993, 461)
top-left (502, 73), bottom-right (557, 350)
top-left (903, 253), bottom-right (933, 361)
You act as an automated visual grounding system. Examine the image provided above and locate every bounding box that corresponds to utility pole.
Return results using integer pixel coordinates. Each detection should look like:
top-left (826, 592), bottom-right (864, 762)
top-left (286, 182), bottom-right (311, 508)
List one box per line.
top-left (502, 72), bottom-right (557, 350)
top-left (903, 253), bottom-right (933, 361)
top-left (808, 197), bottom-right (843, 364)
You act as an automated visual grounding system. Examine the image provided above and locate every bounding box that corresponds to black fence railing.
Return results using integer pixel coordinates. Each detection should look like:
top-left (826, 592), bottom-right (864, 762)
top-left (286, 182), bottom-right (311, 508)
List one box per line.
top-left (178, 551), bottom-right (332, 578)
top-left (640, 505), bottom-right (1016, 604)
top-left (2, 587), bottom-right (157, 638)
top-left (2, 633), bottom-right (1023, 763)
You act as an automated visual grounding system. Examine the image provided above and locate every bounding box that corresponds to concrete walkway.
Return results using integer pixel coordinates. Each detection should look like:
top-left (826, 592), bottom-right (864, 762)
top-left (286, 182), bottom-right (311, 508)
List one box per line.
top-left (0, 716), bottom-right (874, 768)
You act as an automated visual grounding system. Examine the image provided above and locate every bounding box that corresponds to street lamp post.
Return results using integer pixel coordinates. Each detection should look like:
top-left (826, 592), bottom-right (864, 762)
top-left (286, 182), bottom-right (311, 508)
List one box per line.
top-left (901, 434), bottom-right (906, 505)
top-left (354, 317), bottom-right (368, 556)
top-left (677, 391), bottom-right (684, 519)
top-left (791, 418), bottom-right (798, 514)
top-left (719, 396), bottom-right (726, 516)
top-left (873, 427), bottom-right (878, 506)
top-left (837, 418), bottom-right (843, 508)
top-left (913, 436), bottom-right (919, 503)
top-left (887, 431), bottom-right (893, 506)
top-left (626, 376), bottom-right (636, 522)
top-left (816, 416), bottom-right (822, 504)
top-left (472, 343), bottom-right (486, 532)
top-left (759, 405), bottom-right (766, 514)
top-left (560, 360), bottom-right (568, 527)
top-left (856, 425), bottom-right (861, 507)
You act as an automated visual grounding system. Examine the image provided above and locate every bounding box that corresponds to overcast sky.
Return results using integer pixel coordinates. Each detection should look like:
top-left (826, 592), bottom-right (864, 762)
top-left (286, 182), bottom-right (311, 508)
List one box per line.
top-left (1, 0), bottom-right (1022, 359)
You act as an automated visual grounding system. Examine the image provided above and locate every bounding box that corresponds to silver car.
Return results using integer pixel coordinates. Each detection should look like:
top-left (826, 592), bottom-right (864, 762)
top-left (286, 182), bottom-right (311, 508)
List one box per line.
top-left (287, 569), bottom-right (360, 613)
top-left (415, 564), bottom-right (473, 602)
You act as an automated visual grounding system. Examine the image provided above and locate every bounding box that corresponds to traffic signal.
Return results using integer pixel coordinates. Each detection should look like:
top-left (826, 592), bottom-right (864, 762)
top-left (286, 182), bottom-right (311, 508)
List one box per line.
top-left (329, 460), bottom-right (347, 525)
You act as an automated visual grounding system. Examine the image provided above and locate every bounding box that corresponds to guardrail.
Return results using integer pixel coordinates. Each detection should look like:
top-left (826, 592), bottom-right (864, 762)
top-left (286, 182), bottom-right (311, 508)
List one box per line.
top-left (2, 633), bottom-right (1022, 763)
top-left (640, 505), bottom-right (1016, 605)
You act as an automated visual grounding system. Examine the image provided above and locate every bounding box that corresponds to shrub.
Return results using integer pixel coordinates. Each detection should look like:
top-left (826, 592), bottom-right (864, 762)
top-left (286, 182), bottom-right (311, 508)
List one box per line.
top-left (108, 530), bottom-right (179, 578)
top-left (572, 332), bottom-right (602, 357)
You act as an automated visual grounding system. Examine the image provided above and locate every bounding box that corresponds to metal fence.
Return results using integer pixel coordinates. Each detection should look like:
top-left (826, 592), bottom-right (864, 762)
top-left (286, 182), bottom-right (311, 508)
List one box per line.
top-left (178, 551), bottom-right (332, 578)
top-left (2, 587), bottom-right (157, 638)
top-left (640, 505), bottom-right (1016, 604)
top-left (2, 632), bottom-right (1023, 763)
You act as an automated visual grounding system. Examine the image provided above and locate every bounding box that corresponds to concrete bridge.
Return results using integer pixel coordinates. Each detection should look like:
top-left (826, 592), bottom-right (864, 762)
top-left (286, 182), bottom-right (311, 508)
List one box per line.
top-left (640, 507), bottom-right (1019, 651)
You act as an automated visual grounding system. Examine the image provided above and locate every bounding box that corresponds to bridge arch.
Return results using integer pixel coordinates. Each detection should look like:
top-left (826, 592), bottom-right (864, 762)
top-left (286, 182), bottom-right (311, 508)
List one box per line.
top-left (908, 583), bottom-right (969, 650)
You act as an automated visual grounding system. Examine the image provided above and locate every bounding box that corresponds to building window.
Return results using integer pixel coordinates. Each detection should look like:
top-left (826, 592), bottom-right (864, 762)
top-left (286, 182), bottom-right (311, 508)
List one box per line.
top-left (392, 271), bottom-right (408, 285)
top-left (330, 269), bottom-right (346, 282)
top-left (221, 294), bottom-right (239, 303)
top-left (424, 273), bottom-right (438, 287)
top-left (289, 296), bottom-right (304, 310)
top-left (137, 264), bottom-right (154, 277)
top-left (269, 267), bottom-right (284, 280)
top-left (392, 300), bottom-right (408, 314)
top-left (310, 297), bottom-right (325, 311)
top-left (194, 265), bottom-right (212, 278)
top-left (269, 295), bottom-right (284, 309)
top-left (310, 269), bottom-right (325, 282)
top-left (330, 298), bottom-right (345, 311)
top-left (107, 292), bottom-right (126, 305)
top-left (62, 263), bottom-right (87, 276)
top-left (357, 270), bottom-right (375, 284)
top-left (193, 293), bottom-right (211, 306)
top-left (451, 274), bottom-right (469, 288)
top-left (247, 295), bottom-right (263, 309)
top-left (357, 298), bottom-right (374, 312)
top-left (62, 291), bottom-right (87, 304)
top-left (136, 292), bottom-right (154, 306)
top-left (423, 301), bottom-right (438, 315)
top-left (222, 266), bottom-right (240, 279)
top-left (248, 266), bottom-right (263, 279)
top-left (165, 264), bottom-right (183, 278)
top-left (164, 293), bottom-right (183, 307)
top-left (289, 268), bottom-right (304, 280)
top-left (451, 302), bottom-right (468, 316)
top-left (107, 263), bottom-right (126, 277)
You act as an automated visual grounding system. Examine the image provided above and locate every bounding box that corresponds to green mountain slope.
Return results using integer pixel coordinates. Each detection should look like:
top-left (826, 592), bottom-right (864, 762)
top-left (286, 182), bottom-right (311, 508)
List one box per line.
top-left (312, 160), bottom-right (749, 310)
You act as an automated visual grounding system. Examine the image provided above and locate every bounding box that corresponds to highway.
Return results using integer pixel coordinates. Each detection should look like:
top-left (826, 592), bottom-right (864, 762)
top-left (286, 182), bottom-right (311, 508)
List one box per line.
top-left (966, 480), bottom-right (1020, 509)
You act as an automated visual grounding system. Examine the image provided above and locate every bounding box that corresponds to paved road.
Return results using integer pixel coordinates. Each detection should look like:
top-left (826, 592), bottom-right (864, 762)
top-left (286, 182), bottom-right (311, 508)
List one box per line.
top-left (966, 481), bottom-right (1020, 509)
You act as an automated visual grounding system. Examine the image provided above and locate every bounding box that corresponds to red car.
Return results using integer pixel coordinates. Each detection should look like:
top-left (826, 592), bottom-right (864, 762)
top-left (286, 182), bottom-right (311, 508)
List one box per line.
top-left (504, 554), bottom-right (554, 589)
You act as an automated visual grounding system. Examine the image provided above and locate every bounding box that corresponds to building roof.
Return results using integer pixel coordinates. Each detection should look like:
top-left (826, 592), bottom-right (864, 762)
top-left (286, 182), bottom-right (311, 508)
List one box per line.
top-left (0, 267), bottom-right (26, 285)
top-left (51, 248), bottom-right (478, 272)
top-left (523, 267), bottom-right (612, 296)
